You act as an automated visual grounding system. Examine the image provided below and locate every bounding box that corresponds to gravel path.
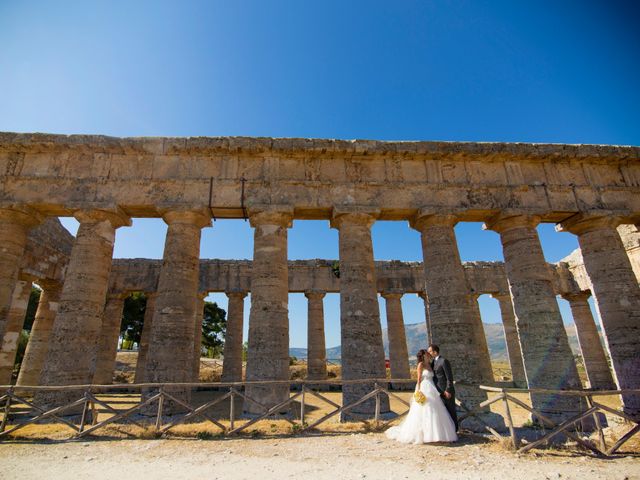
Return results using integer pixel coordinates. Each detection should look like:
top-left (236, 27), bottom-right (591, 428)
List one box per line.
top-left (0, 434), bottom-right (638, 480)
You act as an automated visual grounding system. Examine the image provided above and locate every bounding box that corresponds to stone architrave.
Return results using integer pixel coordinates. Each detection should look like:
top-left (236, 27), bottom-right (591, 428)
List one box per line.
top-left (142, 210), bottom-right (211, 410)
top-left (134, 293), bottom-right (156, 384)
top-left (559, 215), bottom-right (640, 419)
top-left (381, 291), bottom-right (410, 381)
top-left (562, 292), bottom-right (615, 390)
top-left (0, 278), bottom-right (33, 384)
top-left (410, 213), bottom-right (494, 410)
top-left (17, 282), bottom-right (62, 386)
top-left (221, 291), bottom-right (247, 383)
top-left (193, 292), bottom-right (206, 382)
top-left (244, 206), bottom-right (293, 415)
top-left (331, 208), bottom-right (390, 419)
top-left (92, 293), bottom-right (127, 385)
top-left (0, 207), bottom-right (42, 342)
top-left (485, 213), bottom-right (582, 422)
top-left (491, 293), bottom-right (527, 388)
top-left (305, 291), bottom-right (327, 381)
top-left (37, 209), bottom-right (130, 407)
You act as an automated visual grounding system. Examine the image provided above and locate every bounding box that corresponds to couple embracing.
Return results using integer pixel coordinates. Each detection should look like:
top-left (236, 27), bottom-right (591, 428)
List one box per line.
top-left (386, 344), bottom-right (458, 444)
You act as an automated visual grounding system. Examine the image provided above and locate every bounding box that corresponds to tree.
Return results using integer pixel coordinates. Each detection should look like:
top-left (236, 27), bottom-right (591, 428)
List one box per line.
top-left (201, 301), bottom-right (227, 358)
top-left (120, 292), bottom-right (146, 349)
top-left (22, 286), bottom-right (41, 332)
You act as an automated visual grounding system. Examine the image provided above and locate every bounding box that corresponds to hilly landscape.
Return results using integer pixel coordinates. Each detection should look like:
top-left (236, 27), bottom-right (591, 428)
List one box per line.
top-left (290, 322), bottom-right (584, 361)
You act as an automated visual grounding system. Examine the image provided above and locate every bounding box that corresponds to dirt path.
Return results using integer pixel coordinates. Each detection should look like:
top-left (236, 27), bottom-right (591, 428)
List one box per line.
top-left (1, 434), bottom-right (638, 480)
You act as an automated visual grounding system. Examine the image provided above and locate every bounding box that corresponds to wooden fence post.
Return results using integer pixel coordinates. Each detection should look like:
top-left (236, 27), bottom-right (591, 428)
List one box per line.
top-left (500, 390), bottom-right (519, 449)
top-left (586, 395), bottom-right (606, 451)
top-left (0, 390), bottom-right (12, 433)
top-left (300, 385), bottom-right (306, 426)
top-left (155, 387), bottom-right (164, 431)
top-left (229, 388), bottom-right (235, 431)
top-left (374, 383), bottom-right (380, 424)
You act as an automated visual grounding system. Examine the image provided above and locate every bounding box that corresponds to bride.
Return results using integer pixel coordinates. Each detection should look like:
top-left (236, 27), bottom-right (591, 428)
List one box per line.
top-left (385, 349), bottom-right (458, 444)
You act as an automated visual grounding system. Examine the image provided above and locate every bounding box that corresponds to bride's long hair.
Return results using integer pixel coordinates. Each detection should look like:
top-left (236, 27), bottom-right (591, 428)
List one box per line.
top-left (416, 349), bottom-right (430, 366)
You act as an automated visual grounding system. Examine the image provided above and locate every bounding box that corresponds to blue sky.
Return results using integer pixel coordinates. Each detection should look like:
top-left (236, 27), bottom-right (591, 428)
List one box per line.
top-left (2, 1), bottom-right (638, 349)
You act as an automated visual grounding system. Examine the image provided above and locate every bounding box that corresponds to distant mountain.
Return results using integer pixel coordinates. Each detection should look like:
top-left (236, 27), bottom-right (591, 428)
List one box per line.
top-left (290, 322), bottom-right (584, 361)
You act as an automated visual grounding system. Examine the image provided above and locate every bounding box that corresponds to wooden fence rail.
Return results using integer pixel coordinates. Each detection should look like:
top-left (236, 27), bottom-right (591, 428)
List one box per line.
top-left (0, 381), bottom-right (637, 457)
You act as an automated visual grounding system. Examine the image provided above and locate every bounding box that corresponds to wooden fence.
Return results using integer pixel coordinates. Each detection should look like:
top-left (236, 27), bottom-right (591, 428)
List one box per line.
top-left (0, 380), bottom-right (638, 457)
top-left (470, 385), bottom-right (640, 456)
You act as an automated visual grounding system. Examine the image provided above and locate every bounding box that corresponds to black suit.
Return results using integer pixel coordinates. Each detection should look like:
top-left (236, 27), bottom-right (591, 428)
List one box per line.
top-left (430, 356), bottom-right (459, 431)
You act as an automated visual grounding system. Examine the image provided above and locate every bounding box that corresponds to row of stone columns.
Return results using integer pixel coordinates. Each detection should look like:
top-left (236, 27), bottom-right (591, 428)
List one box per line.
top-left (7, 261), bottom-right (618, 407)
top-left (2, 204), bottom-right (638, 422)
top-left (559, 215), bottom-right (640, 419)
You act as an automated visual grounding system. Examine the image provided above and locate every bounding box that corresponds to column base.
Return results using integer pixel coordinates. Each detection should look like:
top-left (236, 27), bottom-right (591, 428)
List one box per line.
top-left (460, 412), bottom-right (508, 433)
top-left (243, 384), bottom-right (291, 416)
top-left (341, 383), bottom-right (391, 421)
top-left (33, 390), bottom-right (86, 415)
top-left (140, 386), bottom-right (191, 416)
top-left (455, 385), bottom-right (506, 433)
top-left (530, 392), bottom-right (585, 425)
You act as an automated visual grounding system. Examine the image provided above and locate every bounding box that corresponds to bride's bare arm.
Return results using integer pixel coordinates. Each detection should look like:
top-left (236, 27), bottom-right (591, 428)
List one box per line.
top-left (415, 362), bottom-right (423, 391)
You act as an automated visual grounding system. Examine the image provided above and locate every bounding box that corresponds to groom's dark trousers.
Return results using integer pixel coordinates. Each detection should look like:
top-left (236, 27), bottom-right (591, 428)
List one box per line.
top-left (431, 356), bottom-right (459, 431)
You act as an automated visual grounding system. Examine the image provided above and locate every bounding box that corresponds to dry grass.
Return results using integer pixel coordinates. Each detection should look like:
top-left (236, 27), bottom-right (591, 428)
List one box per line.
top-left (3, 388), bottom-right (636, 452)
top-left (5, 352), bottom-right (634, 455)
top-left (114, 353), bottom-right (343, 384)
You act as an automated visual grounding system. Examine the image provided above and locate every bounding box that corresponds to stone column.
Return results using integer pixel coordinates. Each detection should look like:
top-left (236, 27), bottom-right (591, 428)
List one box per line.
top-left (142, 210), bottom-right (211, 410)
top-left (17, 282), bottom-right (62, 386)
top-left (331, 208), bottom-right (389, 419)
top-left (411, 213), bottom-right (494, 410)
top-left (485, 213), bottom-right (582, 422)
top-left (562, 292), bottom-right (615, 390)
top-left (92, 293), bottom-right (127, 385)
top-left (244, 206), bottom-right (293, 415)
top-left (381, 291), bottom-right (410, 381)
top-left (492, 293), bottom-right (527, 388)
top-left (193, 293), bottom-right (206, 382)
top-left (305, 291), bottom-right (327, 381)
top-left (134, 292), bottom-right (156, 384)
top-left (0, 207), bottom-right (41, 342)
top-left (417, 291), bottom-right (432, 344)
top-left (221, 291), bottom-right (247, 383)
top-left (559, 214), bottom-right (640, 419)
top-left (0, 278), bottom-right (33, 384)
top-left (38, 209), bottom-right (130, 407)
top-left (469, 293), bottom-right (494, 379)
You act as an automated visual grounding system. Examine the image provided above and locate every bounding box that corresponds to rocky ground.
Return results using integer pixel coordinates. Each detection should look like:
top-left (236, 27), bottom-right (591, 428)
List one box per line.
top-left (1, 433), bottom-right (638, 480)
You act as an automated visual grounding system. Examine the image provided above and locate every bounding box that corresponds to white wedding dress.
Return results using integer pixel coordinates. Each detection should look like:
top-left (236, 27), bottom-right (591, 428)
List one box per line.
top-left (385, 369), bottom-right (458, 444)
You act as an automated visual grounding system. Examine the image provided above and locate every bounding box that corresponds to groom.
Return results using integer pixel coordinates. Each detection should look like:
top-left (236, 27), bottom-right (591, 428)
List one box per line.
top-left (428, 344), bottom-right (459, 432)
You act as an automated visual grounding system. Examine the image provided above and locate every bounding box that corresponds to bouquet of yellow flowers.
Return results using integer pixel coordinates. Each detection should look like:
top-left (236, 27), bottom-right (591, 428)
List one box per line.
top-left (413, 390), bottom-right (427, 405)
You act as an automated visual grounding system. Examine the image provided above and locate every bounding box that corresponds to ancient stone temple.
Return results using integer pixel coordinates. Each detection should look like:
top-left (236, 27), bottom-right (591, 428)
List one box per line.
top-left (0, 133), bottom-right (638, 423)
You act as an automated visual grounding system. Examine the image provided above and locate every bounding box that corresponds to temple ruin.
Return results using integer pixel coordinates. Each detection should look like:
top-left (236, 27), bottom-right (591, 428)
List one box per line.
top-left (0, 132), bottom-right (638, 424)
